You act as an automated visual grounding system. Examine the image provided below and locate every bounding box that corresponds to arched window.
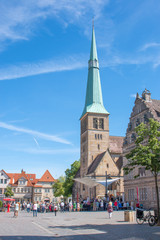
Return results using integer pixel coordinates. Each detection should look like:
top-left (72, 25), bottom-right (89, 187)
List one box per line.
top-left (93, 118), bottom-right (98, 129)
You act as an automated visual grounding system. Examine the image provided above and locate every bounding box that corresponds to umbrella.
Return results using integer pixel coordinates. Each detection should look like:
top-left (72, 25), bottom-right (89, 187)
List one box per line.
top-left (3, 198), bottom-right (15, 201)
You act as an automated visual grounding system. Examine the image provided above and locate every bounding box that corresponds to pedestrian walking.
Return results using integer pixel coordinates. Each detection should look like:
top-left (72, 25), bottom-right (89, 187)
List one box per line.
top-left (54, 205), bottom-right (58, 216)
top-left (14, 202), bottom-right (19, 217)
top-left (107, 202), bottom-right (113, 219)
top-left (27, 202), bottom-right (31, 213)
top-left (33, 202), bottom-right (38, 217)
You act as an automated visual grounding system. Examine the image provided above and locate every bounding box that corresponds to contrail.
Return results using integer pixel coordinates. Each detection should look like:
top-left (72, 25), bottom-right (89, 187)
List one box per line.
top-left (33, 137), bottom-right (40, 148)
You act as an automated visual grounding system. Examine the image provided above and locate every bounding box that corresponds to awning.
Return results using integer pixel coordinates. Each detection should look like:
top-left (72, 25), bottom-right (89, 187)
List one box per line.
top-left (74, 177), bottom-right (120, 188)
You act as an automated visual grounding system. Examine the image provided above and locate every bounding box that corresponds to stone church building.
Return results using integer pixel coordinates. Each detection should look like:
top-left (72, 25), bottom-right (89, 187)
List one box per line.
top-left (123, 89), bottom-right (160, 209)
top-left (73, 27), bottom-right (124, 201)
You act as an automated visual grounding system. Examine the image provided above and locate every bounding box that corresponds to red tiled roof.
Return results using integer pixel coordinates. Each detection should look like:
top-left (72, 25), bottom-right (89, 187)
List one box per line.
top-left (8, 171), bottom-right (34, 187)
top-left (1, 169), bottom-right (10, 178)
top-left (38, 170), bottom-right (55, 182)
top-left (34, 185), bottom-right (42, 188)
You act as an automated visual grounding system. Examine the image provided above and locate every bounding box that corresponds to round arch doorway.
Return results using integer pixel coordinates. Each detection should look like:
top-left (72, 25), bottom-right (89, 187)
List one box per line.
top-left (44, 197), bottom-right (50, 203)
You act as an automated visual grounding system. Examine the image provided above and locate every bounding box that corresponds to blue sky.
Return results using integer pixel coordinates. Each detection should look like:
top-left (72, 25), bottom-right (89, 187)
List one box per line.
top-left (0, 0), bottom-right (160, 178)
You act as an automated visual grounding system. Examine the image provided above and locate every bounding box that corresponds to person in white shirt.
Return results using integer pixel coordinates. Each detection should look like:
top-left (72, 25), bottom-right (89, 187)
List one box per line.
top-left (33, 202), bottom-right (38, 217)
top-left (14, 202), bottom-right (19, 217)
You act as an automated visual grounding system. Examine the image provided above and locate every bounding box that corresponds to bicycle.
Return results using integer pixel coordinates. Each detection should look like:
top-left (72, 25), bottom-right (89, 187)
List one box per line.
top-left (136, 208), bottom-right (154, 225)
top-left (148, 215), bottom-right (158, 226)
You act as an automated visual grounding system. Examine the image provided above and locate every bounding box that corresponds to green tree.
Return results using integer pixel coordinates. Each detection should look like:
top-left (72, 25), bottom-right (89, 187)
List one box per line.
top-left (4, 187), bottom-right (14, 197)
top-left (63, 160), bottom-right (80, 197)
top-left (0, 200), bottom-right (3, 208)
top-left (52, 176), bottom-right (65, 197)
top-left (124, 118), bottom-right (160, 224)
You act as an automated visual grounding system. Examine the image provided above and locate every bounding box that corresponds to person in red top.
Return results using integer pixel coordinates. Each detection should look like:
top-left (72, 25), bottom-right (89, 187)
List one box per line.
top-left (7, 203), bottom-right (10, 212)
top-left (114, 200), bottom-right (118, 211)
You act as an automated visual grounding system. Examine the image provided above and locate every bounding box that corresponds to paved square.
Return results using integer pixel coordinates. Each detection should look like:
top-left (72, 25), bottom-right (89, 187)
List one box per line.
top-left (0, 211), bottom-right (160, 240)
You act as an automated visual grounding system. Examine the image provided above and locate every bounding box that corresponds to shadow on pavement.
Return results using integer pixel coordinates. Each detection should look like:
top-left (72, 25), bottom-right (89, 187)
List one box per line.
top-left (0, 222), bottom-right (160, 240)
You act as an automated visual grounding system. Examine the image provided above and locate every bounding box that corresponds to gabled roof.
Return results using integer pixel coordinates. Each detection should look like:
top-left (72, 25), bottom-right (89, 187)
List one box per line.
top-left (8, 171), bottom-right (33, 187)
top-left (1, 169), bottom-right (10, 178)
top-left (109, 136), bottom-right (124, 154)
top-left (116, 156), bottom-right (123, 170)
top-left (145, 99), bottom-right (160, 122)
top-left (87, 151), bottom-right (106, 175)
top-left (38, 170), bottom-right (55, 182)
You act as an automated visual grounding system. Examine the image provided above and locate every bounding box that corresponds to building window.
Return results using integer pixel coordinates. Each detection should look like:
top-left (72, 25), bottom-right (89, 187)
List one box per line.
top-left (139, 188), bottom-right (147, 200)
top-left (39, 189), bottom-right (41, 193)
top-left (100, 134), bottom-right (102, 140)
top-left (4, 179), bottom-right (7, 184)
top-left (39, 197), bottom-right (41, 201)
top-left (152, 187), bottom-right (156, 201)
top-left (83, 184), bottom-right (85, 191)
top-left (34, 189), bottom-right (37, 193)
top-left (99, 118), bottom-right (104, 129)
top-left (107, 163), bottom-right (109, 168)
top-left (17, 188), bottom-right (20, 193)
top-left (93, 118), bottom-right (98, 129)
top-left (128, 123), bottom-right (132, 131)
top-left (138, 167), bottom-right (146, 177)
top-left (0, 189), bottom-right (2, 194)
top-left (98, 144), bottom-right (100, 150)
top-left (95, 134), bottom-right (97, 139)
top-left (0, 179), bottom-right (3, 184)
top-left (128, 189), bottom-right (134, 201)
top-left (136, 118), bottom-right (140, 126)
top-left (131, 133), bottom-right (136, 142)
top-left (35, 197), bottom-right (37, 201)
top-left (28, 188), bottom-right (30, 193)
top-left (144, 114), bottom-right (149, 123)
top-left (45, 189), bottom-right (50, 193)
top-left (21, 188), bottom-right (23, 193)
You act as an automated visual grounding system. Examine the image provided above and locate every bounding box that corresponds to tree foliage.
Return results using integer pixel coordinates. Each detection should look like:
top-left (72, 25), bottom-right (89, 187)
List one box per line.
top-left (52, 160), bottom-right (80, 198)
top-left (124, 118), bottom-right (160, 224)
top-left (63, 160), bottom-right (80, 197)
top-left (52, 176), bottom-right (65, 197)
top-left (4, 187), bottom-right (14, 197)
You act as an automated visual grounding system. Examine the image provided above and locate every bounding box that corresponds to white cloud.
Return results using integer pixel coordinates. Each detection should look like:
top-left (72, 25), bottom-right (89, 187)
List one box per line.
top-left (14, 147), bottom-right (79, 155)
top-left (140, 42), bottom-right (160, 51)
top-left (130, 94), bottom-right (136, 98)
top-left (0, 0), bottom-right (110, 43)
top-left (0, 121), bottom-right (71, 145)
top-left (0, 56), bottom-right (86, 80)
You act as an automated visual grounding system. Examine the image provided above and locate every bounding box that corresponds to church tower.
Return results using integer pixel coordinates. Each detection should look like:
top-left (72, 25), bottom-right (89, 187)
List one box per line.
top-left (80, 26), bottom-right (110, 198)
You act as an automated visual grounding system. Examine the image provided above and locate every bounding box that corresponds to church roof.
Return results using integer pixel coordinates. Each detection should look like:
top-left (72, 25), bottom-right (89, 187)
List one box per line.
top-left (38, 170), bottom-right (55, 182)
top-left (116, 156), bottom-right (123, 170)
top-left (87, 151), bottom-right (106, 175)
top-left (109, 136), bottom-right (124, 154)
top-left (81, 27), bottom-right (109, 119)
top-left (145, 99), bottom-right (160, 122)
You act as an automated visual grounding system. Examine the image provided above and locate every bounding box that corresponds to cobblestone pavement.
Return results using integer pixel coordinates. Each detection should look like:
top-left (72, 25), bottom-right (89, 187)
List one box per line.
top-left (0, 210), bottom-right (160, 240)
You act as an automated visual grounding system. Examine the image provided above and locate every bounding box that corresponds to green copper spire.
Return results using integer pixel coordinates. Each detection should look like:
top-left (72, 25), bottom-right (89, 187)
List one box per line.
top-left (81, 26), bottom-right (109, 119)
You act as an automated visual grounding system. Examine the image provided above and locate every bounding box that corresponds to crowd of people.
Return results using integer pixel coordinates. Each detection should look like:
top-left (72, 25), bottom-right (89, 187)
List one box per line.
top-left (2, 197), bottom-right (133, 219)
